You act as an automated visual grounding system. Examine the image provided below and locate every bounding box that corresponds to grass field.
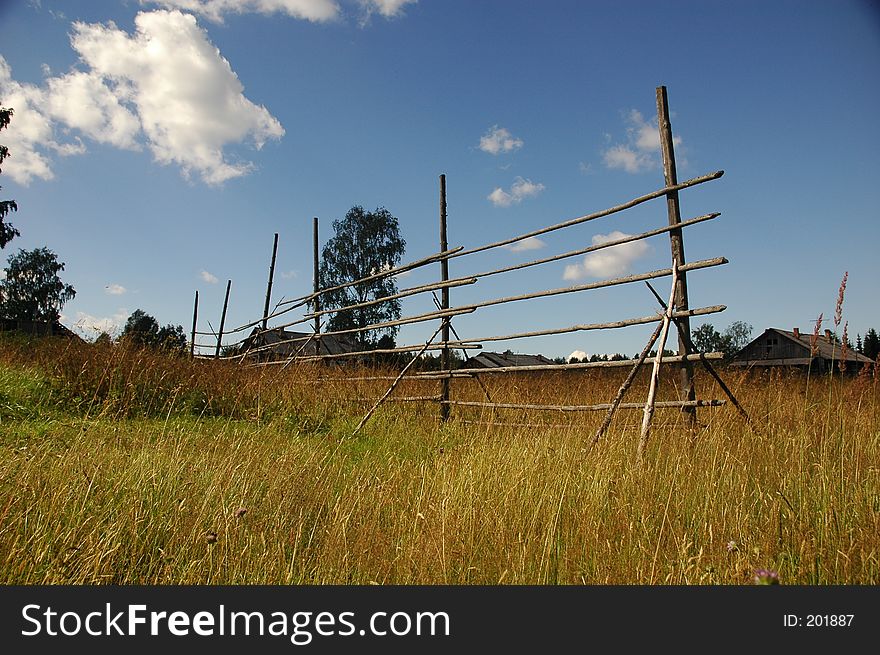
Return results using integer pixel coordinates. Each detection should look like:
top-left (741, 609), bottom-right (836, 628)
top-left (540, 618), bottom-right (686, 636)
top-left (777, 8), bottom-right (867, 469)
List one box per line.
top-left (0, 335), bottom-right (877, 584)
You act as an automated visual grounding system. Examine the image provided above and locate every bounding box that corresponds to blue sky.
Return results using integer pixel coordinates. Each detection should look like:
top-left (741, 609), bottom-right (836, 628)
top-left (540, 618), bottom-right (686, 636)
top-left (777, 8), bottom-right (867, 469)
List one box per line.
top-left (1, 0), bottom-right (878, 359)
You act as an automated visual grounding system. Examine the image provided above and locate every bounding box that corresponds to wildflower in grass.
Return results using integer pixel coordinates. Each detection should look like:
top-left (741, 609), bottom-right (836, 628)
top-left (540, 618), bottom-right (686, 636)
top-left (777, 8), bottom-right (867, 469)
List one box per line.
top-left (834, 271), bottom-right (847, 328)
top-left (810, 314), bottom-right (823, 357)
top-left (725, 540), bottom-right (738, 553)
top-left (753, 568), bottom-right (779, 585)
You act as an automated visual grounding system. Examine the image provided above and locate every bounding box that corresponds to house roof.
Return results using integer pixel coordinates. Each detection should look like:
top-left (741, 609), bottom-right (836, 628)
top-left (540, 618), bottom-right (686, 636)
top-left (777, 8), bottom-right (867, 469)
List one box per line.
top-left (243, 328), bottom-right (358, 358)
top-left (0, 318), bottom-right (82, 340)
top-left (736, 327), bottom-right (873, 364)
top-left (464, 351), bottom-right (555, 369)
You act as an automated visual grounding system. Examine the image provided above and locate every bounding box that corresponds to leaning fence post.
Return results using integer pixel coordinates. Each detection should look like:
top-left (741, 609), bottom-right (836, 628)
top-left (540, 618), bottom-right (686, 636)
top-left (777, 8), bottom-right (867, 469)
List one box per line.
top-left (190, 290), bottom-right (199, 358)
top-left (262, 233), bottom-right (279, 331)
top-left (439, 174), bottom-right (451, 422)
top-left (215, 279), bottom-right (231, 359)
top-left (313, 217), bottom-right (322, 355)
top-left (656, 85), bottom-right (697, 426)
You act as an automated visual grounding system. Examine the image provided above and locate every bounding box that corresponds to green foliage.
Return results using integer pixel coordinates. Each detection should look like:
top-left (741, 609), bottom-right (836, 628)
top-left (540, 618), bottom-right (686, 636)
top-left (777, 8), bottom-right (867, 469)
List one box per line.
top-left (863, 328), bottom-right (880, 361)
top-left (157, 323), bottom-right (187, 351)
top-left (0, 106), bottom-right (20, 248)
top-left (408, 349), bottom-right (464, 371)
top-left (691, 321), bottom-right (753, 358)
top-left (121, 309), bottom-right (159, 345)
top-left (0, 363), bottom-right (58, 420)
top-left (94, 332), bottom-right (114, 346)
top-left (0, 247), bottom-right (76, 322)
top-left (724, 320), bottom-right (753, 354)
top-left (318, 206), bottom-right (405, 349)
top-left (120, 309), bottom-right (187, 352)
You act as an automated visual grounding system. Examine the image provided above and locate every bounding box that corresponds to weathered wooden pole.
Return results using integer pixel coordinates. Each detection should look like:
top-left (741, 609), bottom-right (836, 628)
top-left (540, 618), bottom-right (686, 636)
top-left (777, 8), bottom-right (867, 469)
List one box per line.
top-left (215, 279), bottom-right (231, 359)
top-left (439, 174), bottom-right (451, 422)
top-left (313, 217), bottom-right (321, 354)
top-left (190, 290), bottom-right (199, 358)
top-left (262, 233), bottom-right (279, 330)
top-left (656, 85), bottom-right (696, 426)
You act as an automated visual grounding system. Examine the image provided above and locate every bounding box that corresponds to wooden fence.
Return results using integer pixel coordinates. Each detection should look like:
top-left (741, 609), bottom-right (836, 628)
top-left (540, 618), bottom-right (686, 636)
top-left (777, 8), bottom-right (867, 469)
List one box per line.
top-left (189, 87), bottom-right (749, 457)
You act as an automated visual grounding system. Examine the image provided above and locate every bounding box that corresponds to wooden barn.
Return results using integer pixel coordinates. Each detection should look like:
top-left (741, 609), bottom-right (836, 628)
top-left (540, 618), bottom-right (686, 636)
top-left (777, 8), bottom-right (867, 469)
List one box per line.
top-left (238, 327), bottom-right (359, 362)
top-left (463, 350), bottom-right (555, 370)
top-left (731, 327), bottom-right (873, 371)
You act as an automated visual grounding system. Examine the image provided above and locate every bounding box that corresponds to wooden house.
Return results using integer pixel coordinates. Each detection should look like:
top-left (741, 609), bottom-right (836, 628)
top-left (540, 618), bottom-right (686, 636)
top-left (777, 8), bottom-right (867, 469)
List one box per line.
top-left (238, 327), bottom-right (359, 362)
top-left (731, 327), bottom-right (872, 371)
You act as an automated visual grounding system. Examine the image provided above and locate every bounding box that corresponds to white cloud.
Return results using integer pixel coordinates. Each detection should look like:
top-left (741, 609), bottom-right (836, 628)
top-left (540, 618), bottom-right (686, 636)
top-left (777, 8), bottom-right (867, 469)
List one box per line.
top-left (602, 144), bottom-right (652, 174)
top-left (70, 10), bottom-right (285, 184)
top-left (200, 270), bottom-right (219, 283)
top-left (45, 71), bottom-right (141, 150)
top-left (104, 283), bottom-right (127, 295)
top-left (488, 176), bottom-right (545, 207)
top-left (143, 0), bottom-right (341, 23)
top-left (479, 125), bottom-right (523, 155)
top-left (360, 0), bottom-right (417, 18)
top-left (602, 109), bottom-right (682, 174)
top-left (505, 236), bottom-right (546, 253)
top-left (563, 231), bottom-right (649, 280)
top-left (145, 0), bottom-right (416, 22)
top-left (568, 350), bottom-right (587, 362)
top-left (74, 308), bottom-right (130, 337)
top-left (0, 57), bottom-right (59, 184)
top-left (52, 137), bottom-right (87, 157)
top-left (0, 11), bottom-right (284, 186)
top-left (280, 270), bottom-right (298, 280)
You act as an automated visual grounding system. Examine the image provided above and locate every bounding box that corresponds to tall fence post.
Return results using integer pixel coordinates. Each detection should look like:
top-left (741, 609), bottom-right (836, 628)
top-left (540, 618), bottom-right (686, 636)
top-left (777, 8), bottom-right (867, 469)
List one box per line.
top-left (313, 217), bottom-right (322, 354)
top-left (656, 85), bottom-right (696, 426)
top-left (439, 174), bottom-right (451, 422)
top-left (215, 279), bottom-right (231, 359)
top-left (262, 233), bottom-right (279, 331)
top-left (190, 290), bottom-right (199, 358)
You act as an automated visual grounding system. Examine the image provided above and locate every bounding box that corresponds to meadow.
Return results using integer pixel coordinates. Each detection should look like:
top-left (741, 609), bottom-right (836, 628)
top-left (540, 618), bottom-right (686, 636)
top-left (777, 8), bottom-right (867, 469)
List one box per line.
top-left (0, 335), bottom-right (877, 585)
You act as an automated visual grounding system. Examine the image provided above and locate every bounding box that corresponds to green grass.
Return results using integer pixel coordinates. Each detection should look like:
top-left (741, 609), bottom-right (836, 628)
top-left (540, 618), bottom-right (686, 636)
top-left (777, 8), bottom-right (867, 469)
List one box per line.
top-left (0, 339), bottom-right (877, 584)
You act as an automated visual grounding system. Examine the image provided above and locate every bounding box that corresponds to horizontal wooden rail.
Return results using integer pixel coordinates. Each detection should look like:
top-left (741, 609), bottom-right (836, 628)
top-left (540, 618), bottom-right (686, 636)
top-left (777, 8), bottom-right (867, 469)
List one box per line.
top-left (247, 340), bottom-right (483, 365)
top-left (452, 212), bottom-right (719, 286)
top-left (235, 307), bottom-right (477, 360)
top-left (442, 399), bottom-right (726, 412)
top-left (451, 171), bottom-right (723, 259)
top-left (412, 352), bottom-right (725, 378)
top-left (226, 246), bottom-right (466, 335)
top-left (442, 305), bottom-right (726, 347)
top-left (302, 276), bottom-right (478, 321)
top-left (447, 257), bottom-right (727, 315)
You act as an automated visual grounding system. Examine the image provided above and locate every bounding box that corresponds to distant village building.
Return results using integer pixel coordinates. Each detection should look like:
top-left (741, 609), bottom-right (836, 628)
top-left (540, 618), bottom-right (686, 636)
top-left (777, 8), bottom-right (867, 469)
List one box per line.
top-left (463, 350), bottom-right (555, 370)
top-left (731, 327), bottom-right (872, 371)
top-left (238, 327), bottom-right (359, 362)
top-left (0, 318), bottom-right (81, 340)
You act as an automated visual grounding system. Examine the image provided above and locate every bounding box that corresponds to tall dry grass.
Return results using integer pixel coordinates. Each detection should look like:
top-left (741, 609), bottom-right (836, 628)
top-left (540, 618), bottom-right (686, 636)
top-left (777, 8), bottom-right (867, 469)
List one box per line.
top-left (0, 335), bottom-right (877, 584)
